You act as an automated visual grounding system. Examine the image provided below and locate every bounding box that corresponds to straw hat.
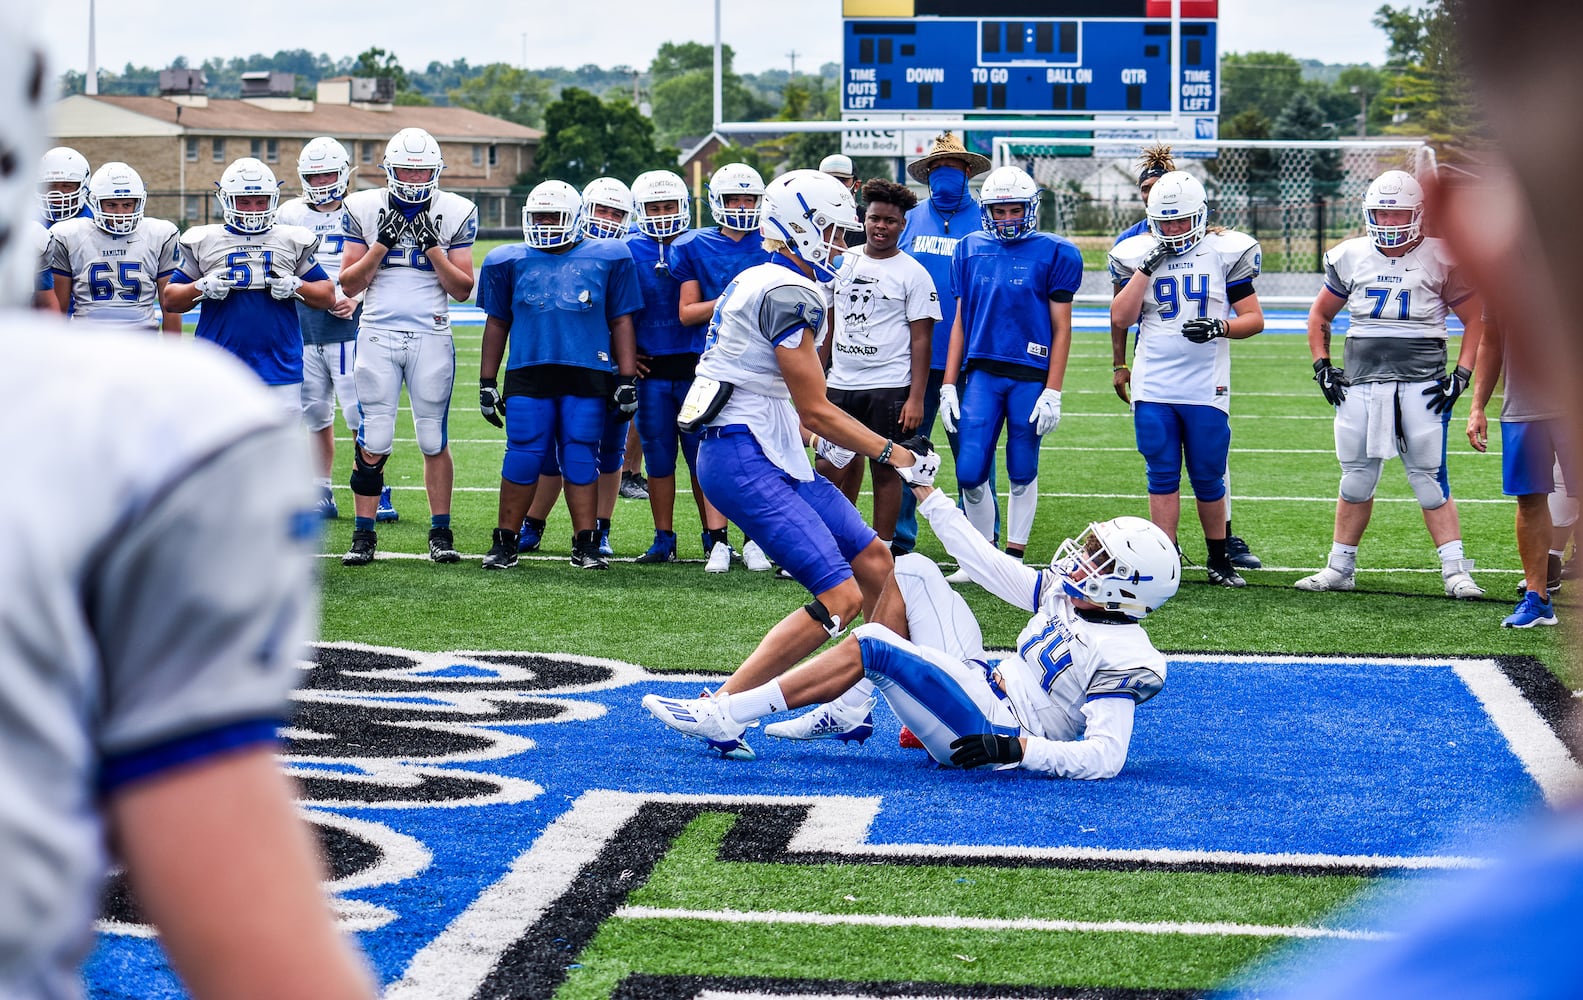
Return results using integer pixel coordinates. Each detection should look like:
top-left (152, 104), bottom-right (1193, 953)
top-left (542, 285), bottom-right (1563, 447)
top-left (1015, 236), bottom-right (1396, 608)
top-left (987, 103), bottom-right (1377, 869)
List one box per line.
top-left (906, 132), bottom-right (992, 183)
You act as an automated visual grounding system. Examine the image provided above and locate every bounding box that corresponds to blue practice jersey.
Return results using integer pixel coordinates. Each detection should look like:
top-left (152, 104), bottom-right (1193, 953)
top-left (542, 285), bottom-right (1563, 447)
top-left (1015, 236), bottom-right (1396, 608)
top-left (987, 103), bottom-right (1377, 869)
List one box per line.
top-left (478, 238), bottom-right (644, 373)
top-left (40, 204), bottom-right (93, 228)
top-left (668, 227), bottom-right (768, 306)
top-left (1115, 218), bottom-right (1150, 247)
top-left (898, 197), bottom-right (981, 371)
top-left (952, 231), bottom-right (1084, 372)
top-left (624, 232), bottom-right (700, 357)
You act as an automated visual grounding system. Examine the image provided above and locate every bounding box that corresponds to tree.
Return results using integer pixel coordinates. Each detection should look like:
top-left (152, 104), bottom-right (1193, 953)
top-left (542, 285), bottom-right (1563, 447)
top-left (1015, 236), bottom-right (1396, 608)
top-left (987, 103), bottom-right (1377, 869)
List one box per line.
top-left (526, 88), bottom-right (677, 189)
top-left (449, 64), bottom-right (556, 128)
top-left (350, 47), bottom-right (410, 92)
top-left (1220, 51), bottom-right (1304, 126)
top-left (1273, 91), bottom-right (1344, 196)
top-left (1372, 0), bottom-right (1476, 152)
top-left (646, 41), bottom-right (773, 145)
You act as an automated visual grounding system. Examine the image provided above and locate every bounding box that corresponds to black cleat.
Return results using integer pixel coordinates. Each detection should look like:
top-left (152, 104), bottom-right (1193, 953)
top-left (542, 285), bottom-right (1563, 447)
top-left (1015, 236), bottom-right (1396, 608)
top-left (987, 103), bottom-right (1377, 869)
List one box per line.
top-left (1225, 534), bottom-right (1262, 570)
top-left (342, 528), bottom-right (377, 566)
top-left (482, 528), bottom-right (519, 570)
top-left (571, 530), bottom-right (608, 569)
top-left (428, 526), bottom-right (461, 564)
top-left (1207, 562), bottom-right (1247, 588)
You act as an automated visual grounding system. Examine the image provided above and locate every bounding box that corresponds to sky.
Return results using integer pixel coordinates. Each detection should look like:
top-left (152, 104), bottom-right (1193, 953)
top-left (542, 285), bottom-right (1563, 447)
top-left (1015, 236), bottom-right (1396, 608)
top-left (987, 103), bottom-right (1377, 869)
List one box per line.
top-left (41, 1), bottom-right (1404, 80)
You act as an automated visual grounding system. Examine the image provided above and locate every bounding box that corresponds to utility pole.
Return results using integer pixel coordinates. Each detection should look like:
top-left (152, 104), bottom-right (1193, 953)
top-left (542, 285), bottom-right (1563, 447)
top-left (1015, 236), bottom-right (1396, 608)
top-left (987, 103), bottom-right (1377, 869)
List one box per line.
top-left (1350, 85), bottom-right (1368, 138)
top-left (787, 49), bottom-right (800, 78)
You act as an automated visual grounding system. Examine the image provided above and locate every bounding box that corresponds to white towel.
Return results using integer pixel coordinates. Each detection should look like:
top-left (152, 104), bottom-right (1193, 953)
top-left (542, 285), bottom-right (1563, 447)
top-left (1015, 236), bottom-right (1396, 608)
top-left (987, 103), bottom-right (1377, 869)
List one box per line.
top-left (1366, 382), bottom-right (1400, 460)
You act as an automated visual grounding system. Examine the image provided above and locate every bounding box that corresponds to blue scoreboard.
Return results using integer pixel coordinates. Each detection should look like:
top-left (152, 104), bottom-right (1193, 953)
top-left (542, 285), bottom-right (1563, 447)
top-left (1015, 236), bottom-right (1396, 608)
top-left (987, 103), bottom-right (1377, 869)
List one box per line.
top-left (842, 2), bottom-right (1218, 117)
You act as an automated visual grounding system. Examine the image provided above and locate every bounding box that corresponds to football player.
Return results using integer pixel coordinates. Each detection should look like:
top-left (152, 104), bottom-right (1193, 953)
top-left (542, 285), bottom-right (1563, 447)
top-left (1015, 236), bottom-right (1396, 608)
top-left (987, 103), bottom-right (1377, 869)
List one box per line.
top-left (477, 179), bottom-right (642, 570)
top-left (1298, 169), bottom-right (1485, 599)
top-left (46, 161), bottom-right (181, 332)
top-left (1109, 170), bottom-right (1266, 588)
top-left (161, 157), bottom-right (335, 414)
top-left (642, 170), bottom-right (937, 759)
top-left (338, 127), bottom-right (478, 566)
top-left (669, 161), bottom-right (776, 572)
top-left (623, 168), bottom-right (732, 565)
top-left (646, 489), bottom-right (1179, 779)
top-left (37, 145), bottom-right (92, 226)
top-left (940, 166), bottom-right (1082, 563)
top-left (278, 137), bottom-right (364, 521)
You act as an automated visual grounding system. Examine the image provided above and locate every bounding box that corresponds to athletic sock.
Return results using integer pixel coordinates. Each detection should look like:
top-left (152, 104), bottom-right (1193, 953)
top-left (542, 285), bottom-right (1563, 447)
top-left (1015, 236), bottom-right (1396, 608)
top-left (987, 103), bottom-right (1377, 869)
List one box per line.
top-left (314, 476), bottom-right (333, 489)
top-left (707, 527), bottom-right (729, 547)
top-left (524, 516), bottom-right (546, 534)
top-left (963, 485), bottom-right (995, 541)
top-left (354, 516), bottom-right (375, 532)
top-left (1436, 539), bottom-right (1465, 564)
top-left (1206, 536), bottom-right (1228, 567)
top-left (832, 677), bottom-right (876, 712)
top-left (596, 517), bottom-right (611, 534)
top-left (725, 680), bottom-right (787, 724)
top-left (1007, 478), bottom-right (1037, 549)
top-left (431, 513), bottom-right (451, 530)
top-left (1329, 541), bottom-right (1358, 572)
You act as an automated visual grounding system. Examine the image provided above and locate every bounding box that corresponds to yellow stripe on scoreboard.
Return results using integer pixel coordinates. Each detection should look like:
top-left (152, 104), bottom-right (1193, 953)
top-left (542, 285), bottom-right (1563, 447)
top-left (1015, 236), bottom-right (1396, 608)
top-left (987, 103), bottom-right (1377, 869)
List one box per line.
top-left (842, 0), bottom-right (915, 15)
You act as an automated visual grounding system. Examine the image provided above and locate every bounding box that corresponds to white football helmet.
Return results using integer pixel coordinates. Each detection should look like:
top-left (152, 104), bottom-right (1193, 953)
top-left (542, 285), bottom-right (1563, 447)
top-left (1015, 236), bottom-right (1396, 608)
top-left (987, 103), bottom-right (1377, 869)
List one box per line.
top-left (759, 168), bottom-right (860, 283)
top-left (1051, 515), bottom-right (1181, 620)
top-left (978, 165), bottom-right (1041, 241)
top-left (87, 162), bottom-right (146, 236)
top-left (521, 179), bottom-right (584, 249)
top-left (1, 17), bottom-right (49, 305)
top-left (1363, 169), bottom-right (1424, 249)
top-left (299, 136), bottom-right (351, 206)
top-left (632, 169), bottom-right (690, 238)
top-left (581, 176), bottom-right (634, 240)
top-left (1146, 170), bottom-right (1209, 254)
top-left (707, 162), bottom-right (765, 231)
top-left (38, 146), bottom-right (90, 223)
top-left (382, 127), bottom-right (444, 204)
top-left (215, 157), bottom-right (281, 234)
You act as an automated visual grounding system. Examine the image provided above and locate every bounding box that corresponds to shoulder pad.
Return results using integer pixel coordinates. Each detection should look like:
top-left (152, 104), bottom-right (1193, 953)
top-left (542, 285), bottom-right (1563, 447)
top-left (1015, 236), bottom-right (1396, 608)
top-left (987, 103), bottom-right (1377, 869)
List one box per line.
top-left (1111, 233), bottom-right (1157, 269)
top-left (1208, 229), bottom-right (1258, 255)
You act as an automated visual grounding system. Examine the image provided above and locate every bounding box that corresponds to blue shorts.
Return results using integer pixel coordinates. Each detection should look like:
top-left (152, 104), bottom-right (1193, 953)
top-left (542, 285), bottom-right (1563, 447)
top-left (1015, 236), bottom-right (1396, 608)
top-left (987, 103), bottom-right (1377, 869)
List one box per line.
top-left (1502, 419), bottom-right (1577, 498)
top-left (502, 395), bottom-right (606, 486)
top-left (636, 376), bottom-right (701, 479)
top-left (956, 371), bottom-right (1045, 488)
top-left (1133, 401), bottom-right (1230, 501)
top-left (696, 425), bottom-right (876, 595)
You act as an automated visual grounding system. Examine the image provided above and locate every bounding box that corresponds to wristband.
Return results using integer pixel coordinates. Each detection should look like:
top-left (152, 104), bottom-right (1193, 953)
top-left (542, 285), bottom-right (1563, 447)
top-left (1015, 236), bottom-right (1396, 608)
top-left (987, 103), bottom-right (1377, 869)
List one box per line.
top-left (1112, 364), bottom-right (1129, 372)
top-left (876, 440), bottom-right (894, 466)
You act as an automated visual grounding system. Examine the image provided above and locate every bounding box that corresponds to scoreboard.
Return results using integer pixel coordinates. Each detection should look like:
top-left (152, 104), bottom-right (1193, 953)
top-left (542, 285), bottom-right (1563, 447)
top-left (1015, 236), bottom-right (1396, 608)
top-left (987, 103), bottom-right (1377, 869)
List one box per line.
top-left (841, 1), bottom-right (1219, 117)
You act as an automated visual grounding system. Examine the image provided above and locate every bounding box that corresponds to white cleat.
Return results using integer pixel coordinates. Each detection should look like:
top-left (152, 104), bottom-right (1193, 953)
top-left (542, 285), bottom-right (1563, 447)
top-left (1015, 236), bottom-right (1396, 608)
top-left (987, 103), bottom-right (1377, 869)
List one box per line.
top-left (1443, 558), bottom-right (1484, 599)
top-left (642, 690), bottom-right (756, 760)
top-left (705, 542), bottom-right (733, 574)
top-left (765, 698), bottom-right (876, 744)
top-left (1294, 562), bottom-right (1356, 592)
top-left (741, 539), bottom-right (773, 572)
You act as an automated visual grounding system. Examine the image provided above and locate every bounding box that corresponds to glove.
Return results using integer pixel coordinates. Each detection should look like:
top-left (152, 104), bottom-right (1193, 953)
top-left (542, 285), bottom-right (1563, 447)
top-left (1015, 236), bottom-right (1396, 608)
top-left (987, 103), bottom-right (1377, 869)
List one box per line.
top-left (1030, 388), bottom-right (1062, 435)
top-left (1181, 317), bottom-right (1228, 344)
top-left (265, 273), bottom-right (303, 301)
top-left (1138, 239), bottom-right (1172, 276)
top-left (1423, 365), bottom-right (1472, 414)
top-left (1313, 357), bottom-right (1347, 406)
top-left (375, 208), bottom-right (409, 247)
top-left (193, 271), bottom-right (234, 300)
top-left (611, 375), bottom-right (639, 415)
top-left (479, 378), bottom-right (504, 428)
top-left (408, 211), bottom-right (439, 253)
top-left (949, 733), bottom-right (1024, 769)
top-left (939, 383), bottom-right (961, 434)
top-left (810, 434), bottom-right (856, 469)
top-left (895, 447), bottom-right (941, 488)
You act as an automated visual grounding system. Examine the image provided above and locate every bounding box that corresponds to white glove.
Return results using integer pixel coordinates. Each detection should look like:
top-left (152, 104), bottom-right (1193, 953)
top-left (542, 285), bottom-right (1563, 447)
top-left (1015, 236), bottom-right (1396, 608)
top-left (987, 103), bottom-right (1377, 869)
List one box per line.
top-left (810, 434), bottom-right (856, 469)
top-left (194, 271), bottom-right (235, 301)
top-left (895, 447), bottom-right (941, 487)
top-left (1030, 388), bottom-right (1062, 435)
top-left (266, 273), bottom-right (303, 301)
top-left (939, 383), bottom-right (961, 434)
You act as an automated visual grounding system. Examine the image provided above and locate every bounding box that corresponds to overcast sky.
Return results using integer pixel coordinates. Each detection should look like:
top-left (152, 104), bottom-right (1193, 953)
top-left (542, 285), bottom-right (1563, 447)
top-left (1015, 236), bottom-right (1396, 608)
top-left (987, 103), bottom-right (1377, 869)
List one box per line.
top-left (40, 0), bottom-right (1402, 79)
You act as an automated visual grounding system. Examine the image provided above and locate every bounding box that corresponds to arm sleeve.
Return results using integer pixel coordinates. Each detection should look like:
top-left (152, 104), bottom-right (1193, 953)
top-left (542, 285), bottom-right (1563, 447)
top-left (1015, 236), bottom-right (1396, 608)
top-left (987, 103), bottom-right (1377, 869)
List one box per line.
top-left (758, 282), bottom-right (827, 346)
top-left (906, 261), bottom-right (943, 322)
top-left (918, 489), bottom-right (1042, 611)
top-left (1018, 695), bottom-right (1135, 779)
top-left (1046, 241), bottom-right (1083, 302)
top-left (157, 230), bottom-right (181, 278)
top-left (607, 249), bottom-right (645, 319)
top-left (1227, 240), bottom-right (1262, 286)
top-left (1322, 248), bottom-right (1350, 299)
top-left (445, 206), bottom-right (480, 250)
top-left (293, 234), bottom-right (324, 278)
top-left (476, 258), bottom-right (512, 323)
top-left (342, 206), bottom-right (366, 245)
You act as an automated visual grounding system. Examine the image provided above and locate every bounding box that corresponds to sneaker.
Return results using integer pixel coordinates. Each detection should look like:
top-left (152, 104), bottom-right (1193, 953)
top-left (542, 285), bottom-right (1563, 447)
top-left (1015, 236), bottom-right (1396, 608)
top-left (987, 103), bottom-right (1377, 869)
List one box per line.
top-left (635, 531), bottom-right (678, 564)
top-left (619, 471), bottom-right (650, 500)
top-left (642, 691), bottom-right (756, 760)
top-left (944, 567), bottom-right (972, 584)
top-left (376, 486), bottom-right (399, 523)
top-left (1503, 591), bottom-right (1559, 628)
top-left (765, 697), bottom-right (875, 744)
top-left (742, 540), bottom-right (773, 572)
top-left (316, 486), bottom-right (338, 520)
top-left (774, 566), bottom-right (796, 581)
top-left (1206, 563), bottom-right (1246, 588)
top-left (482, 528), bottom-right (518, 570)
top-left (598, 528), bottom-right (614, 559)
top-left (571, 534), bottom-right (609, 570)
top-left (1442, 558), bottom-right (1484, 599)
top-left (428, 527), bottom-right (461, 564)
top-left (518, 517), bottom-right (543, 553)
top-left (342, 528), bottom-right (377, 566)
top-left (1226, 534), bottom-right (1262, 570)
top-left (705, 541), bottom-right (733, 573)
top-left (898, 725), bottom-right (926, 750)
top-left (1295, 562), bottom-right (1356, 592)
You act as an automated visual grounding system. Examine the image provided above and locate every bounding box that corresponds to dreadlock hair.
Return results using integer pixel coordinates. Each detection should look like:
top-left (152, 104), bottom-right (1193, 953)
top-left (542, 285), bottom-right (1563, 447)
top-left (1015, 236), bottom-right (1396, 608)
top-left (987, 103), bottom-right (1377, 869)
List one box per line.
top-left (1137, 144), bottom-right (1176, 187)
top-left (861, 177), bottom-right (918, 214)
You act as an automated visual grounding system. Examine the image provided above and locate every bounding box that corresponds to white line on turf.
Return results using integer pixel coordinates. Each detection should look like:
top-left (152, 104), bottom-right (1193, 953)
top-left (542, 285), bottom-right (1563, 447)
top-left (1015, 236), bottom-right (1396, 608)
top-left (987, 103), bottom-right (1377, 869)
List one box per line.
top-left (1450, 659), bottom-right (1583, 805)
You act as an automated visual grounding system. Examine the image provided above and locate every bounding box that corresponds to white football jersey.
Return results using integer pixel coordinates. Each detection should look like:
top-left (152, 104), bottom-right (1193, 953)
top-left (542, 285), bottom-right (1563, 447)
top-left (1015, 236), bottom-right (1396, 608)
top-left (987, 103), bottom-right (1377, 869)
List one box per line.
top-left (342, 189), bottom-right (479, 333)
top-left (277, 197), bottom-right (351, 285)
top-left (46, 217), bottom-right (181, 328)
top-left (177, 223), bottom-right (321, 289)
top-left (1323, 236), bottom-right (1471, 340)
top-left (1109, 229), bottom-right (1261, 411)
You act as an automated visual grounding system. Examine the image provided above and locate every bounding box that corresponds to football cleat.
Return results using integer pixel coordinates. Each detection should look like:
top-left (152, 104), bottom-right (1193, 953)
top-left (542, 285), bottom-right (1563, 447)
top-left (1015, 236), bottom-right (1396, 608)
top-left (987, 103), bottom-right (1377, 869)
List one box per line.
top-left (1503, 591), bottom-right (1558, 629)
top-left (1225, 534), bottom-right (1262, 570)
top-left (705, 541), bottom-right (733, 573)
top-left (619, 471), bottom-right (650, 500)
top-left (428, 527), bottom-right (461, 563)
top-left (741, 539), bottom-right (773, 572)
top-left (765, 697), bottom-right (876, 744)
top-left (482, 528), bottom-right (518, 570)
top-left (898, 725), bottom-right (926, 750)
top-left (1206, 563), bottom-right (1246, 588)
top-left (1563, 553), bottom-right (1581, 581)
top-left (1442, 558), bottom-right (1484, 600)
top-left (342, 528), bottom-right (377, 566)
top-left (598, 528), bottom-right (614, 559)
top-left (642, 691), bottom-right (756, 760)
top-left (518, 517), bottom-right (543, 553)
top-left (376, 486), bottom-right (400, 523)
top-left (635, 530), bottom-right (678, 564)
top-left (1295, 562), bottom-right (1356, 592)
top-left (316, 486), bottom-right (338, 520)
top-left (571, 534), bottom-right (609, 569)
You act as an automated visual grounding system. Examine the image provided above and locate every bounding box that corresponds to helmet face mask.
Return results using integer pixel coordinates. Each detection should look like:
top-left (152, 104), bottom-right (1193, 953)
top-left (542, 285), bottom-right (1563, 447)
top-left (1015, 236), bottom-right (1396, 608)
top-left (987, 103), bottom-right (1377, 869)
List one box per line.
top-left (216, 157), bottom-right (281, 234)
top-left (708, 163), bottom-right (766, 231)
top-left (1146, 170), bottom-right (1208, 254)
top-left (759, 169), bottom-right (860, 283)
top-left (1364, 169), bottom-right (1424, 250)
top-left (1050, 516), bottom-right (1180, 619)
top-left (581, 177), bottom-right (634, 240)
top-left (87, 162), bottom-right (146, 236)
top-left (632, 170), bottom-right (690, 239)
top-left (521, 180), bottom-right (584, 250)
top-left (382, 128), bottom-right (444, 204)
top-left (38, 146), bottom-right (91, 223)
top-left (298, 136), bottom-right (351, 206)
top-left (978, 166), bottom-right (1041, 241)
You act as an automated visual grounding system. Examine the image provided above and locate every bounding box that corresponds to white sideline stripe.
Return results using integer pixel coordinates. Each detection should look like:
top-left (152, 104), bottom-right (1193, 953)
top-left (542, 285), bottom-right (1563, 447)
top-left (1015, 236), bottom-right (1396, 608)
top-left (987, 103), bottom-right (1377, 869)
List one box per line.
top-left (1451, 660), bottom-right (1583, 805)
top-left (612, 905), bottom-right (1396, 942)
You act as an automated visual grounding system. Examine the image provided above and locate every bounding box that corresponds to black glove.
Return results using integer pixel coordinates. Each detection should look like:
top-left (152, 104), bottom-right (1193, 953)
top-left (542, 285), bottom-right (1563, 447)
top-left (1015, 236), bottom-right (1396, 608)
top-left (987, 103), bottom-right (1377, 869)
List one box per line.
top-left (1138, 239), bottom-right (1172, 276)
top-left (479, 378), bottom-right (504, 428)
top-left (1313, 358), bottom-right (1347, 406)
top-left (611, 375), bottom-right (639, 415)
top-left (896, 433), bottom-right (934, 456)
top-left (948, 733), bottom-right (1024, 769)
top-left (1181, 317), bottom-right (1228, 344)
top-left (375, 208), bottom-right (408, 248)
top-left (1423, 365), bottom-right (1472, 414)
top-left (409, 211), bottom-right (439, 253)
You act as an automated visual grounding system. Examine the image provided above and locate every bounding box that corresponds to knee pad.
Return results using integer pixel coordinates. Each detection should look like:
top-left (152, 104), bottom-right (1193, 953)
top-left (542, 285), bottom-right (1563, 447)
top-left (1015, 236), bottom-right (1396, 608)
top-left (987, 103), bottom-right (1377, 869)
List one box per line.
top-left (1339, 458), bottom-right (1383, 504)
top-left (1407, 468), bottom-right (1450, 509)
top-left (962, 484), bottom-right (987, 504)
top-left (350, 451), bottom-right (389, 497)
top-left (1551, 490), bottom-right (1579, 529)
top-left (501, 442), bottom-right (542, 486)
top-left (804, 598), bottom-right (846, 638)
top-left (414, 416), bottom-right (447, 457)
top-left (301, 393), bottom-right (334, 433)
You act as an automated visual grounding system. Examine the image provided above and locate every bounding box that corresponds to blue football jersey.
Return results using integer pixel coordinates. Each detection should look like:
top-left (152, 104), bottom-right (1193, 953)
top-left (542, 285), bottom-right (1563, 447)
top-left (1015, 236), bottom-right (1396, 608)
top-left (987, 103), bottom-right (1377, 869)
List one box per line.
top-left (951, 231), bottom-right (1084, 372)
top-left (624, 232), bottom-right (700, 357)
top-left (668, 227), bottom-right (768, 306)
top-left (478, 239), bottom-right (644, 373)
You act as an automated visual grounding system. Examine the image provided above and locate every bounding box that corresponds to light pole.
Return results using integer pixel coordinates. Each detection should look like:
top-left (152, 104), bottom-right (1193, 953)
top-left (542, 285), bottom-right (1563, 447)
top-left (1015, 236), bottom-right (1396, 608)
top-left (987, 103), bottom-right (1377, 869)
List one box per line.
top-left (1350, 85), bottom-right (1368, 138)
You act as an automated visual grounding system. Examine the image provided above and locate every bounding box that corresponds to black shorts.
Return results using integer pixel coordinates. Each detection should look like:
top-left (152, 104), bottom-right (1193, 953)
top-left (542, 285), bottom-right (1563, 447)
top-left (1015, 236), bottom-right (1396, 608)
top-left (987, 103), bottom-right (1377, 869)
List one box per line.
top-left (828, 385), bottom-right (910, 441)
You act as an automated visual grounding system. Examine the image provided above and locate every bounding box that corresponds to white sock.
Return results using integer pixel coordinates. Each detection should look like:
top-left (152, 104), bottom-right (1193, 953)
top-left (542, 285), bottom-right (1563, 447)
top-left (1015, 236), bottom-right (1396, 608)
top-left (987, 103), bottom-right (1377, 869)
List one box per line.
top-left (314, 476), bottom-right (332, 489)
top-left (1329, 542), bottom-right (1358, 572)
top-left (723, 680), bottom-right (787, 725)
top-left (1007, 478), bottom-right (1038, 547)
top-left (962, 485), bottom-right (995, 541)
top-left (832, 677), bottom-right (876, 711)
top-left (1436, 539), bottom-right (1465, 564)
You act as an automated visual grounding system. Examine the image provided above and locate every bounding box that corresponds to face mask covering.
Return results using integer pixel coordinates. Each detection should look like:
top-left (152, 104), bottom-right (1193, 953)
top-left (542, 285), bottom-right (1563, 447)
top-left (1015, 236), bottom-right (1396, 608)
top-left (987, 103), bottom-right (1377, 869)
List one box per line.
top-left (929, 166), bottom-right (967, 213)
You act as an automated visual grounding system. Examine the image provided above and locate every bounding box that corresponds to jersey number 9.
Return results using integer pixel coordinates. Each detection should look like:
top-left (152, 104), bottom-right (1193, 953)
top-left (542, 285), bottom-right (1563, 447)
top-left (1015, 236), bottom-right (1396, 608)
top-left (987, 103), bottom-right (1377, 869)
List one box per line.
top-left (1154, 273), bottom-right (1209, 321)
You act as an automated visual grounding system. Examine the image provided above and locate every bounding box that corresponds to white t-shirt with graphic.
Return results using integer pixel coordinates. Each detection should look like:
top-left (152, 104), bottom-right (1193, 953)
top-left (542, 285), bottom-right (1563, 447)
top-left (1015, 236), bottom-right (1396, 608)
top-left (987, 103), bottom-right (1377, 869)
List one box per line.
top-left (827, 246), bottom-right (940, 391)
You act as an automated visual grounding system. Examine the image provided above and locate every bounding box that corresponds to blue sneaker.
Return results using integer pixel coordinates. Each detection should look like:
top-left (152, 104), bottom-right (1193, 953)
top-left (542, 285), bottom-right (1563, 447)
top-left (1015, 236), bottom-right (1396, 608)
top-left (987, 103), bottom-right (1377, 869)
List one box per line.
top-left (518, 518), bottom-right (543, 553)
top-left (375, 486), bottom-right (399, 523)
top-left (598, 528), bottom-right (614, 558)
top-left (635, 531), bottom-right (678, 564)
top-left (1503, 591), bottom-right (1558, 629)
top-left (316, 486), bottom-right (338, 520)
